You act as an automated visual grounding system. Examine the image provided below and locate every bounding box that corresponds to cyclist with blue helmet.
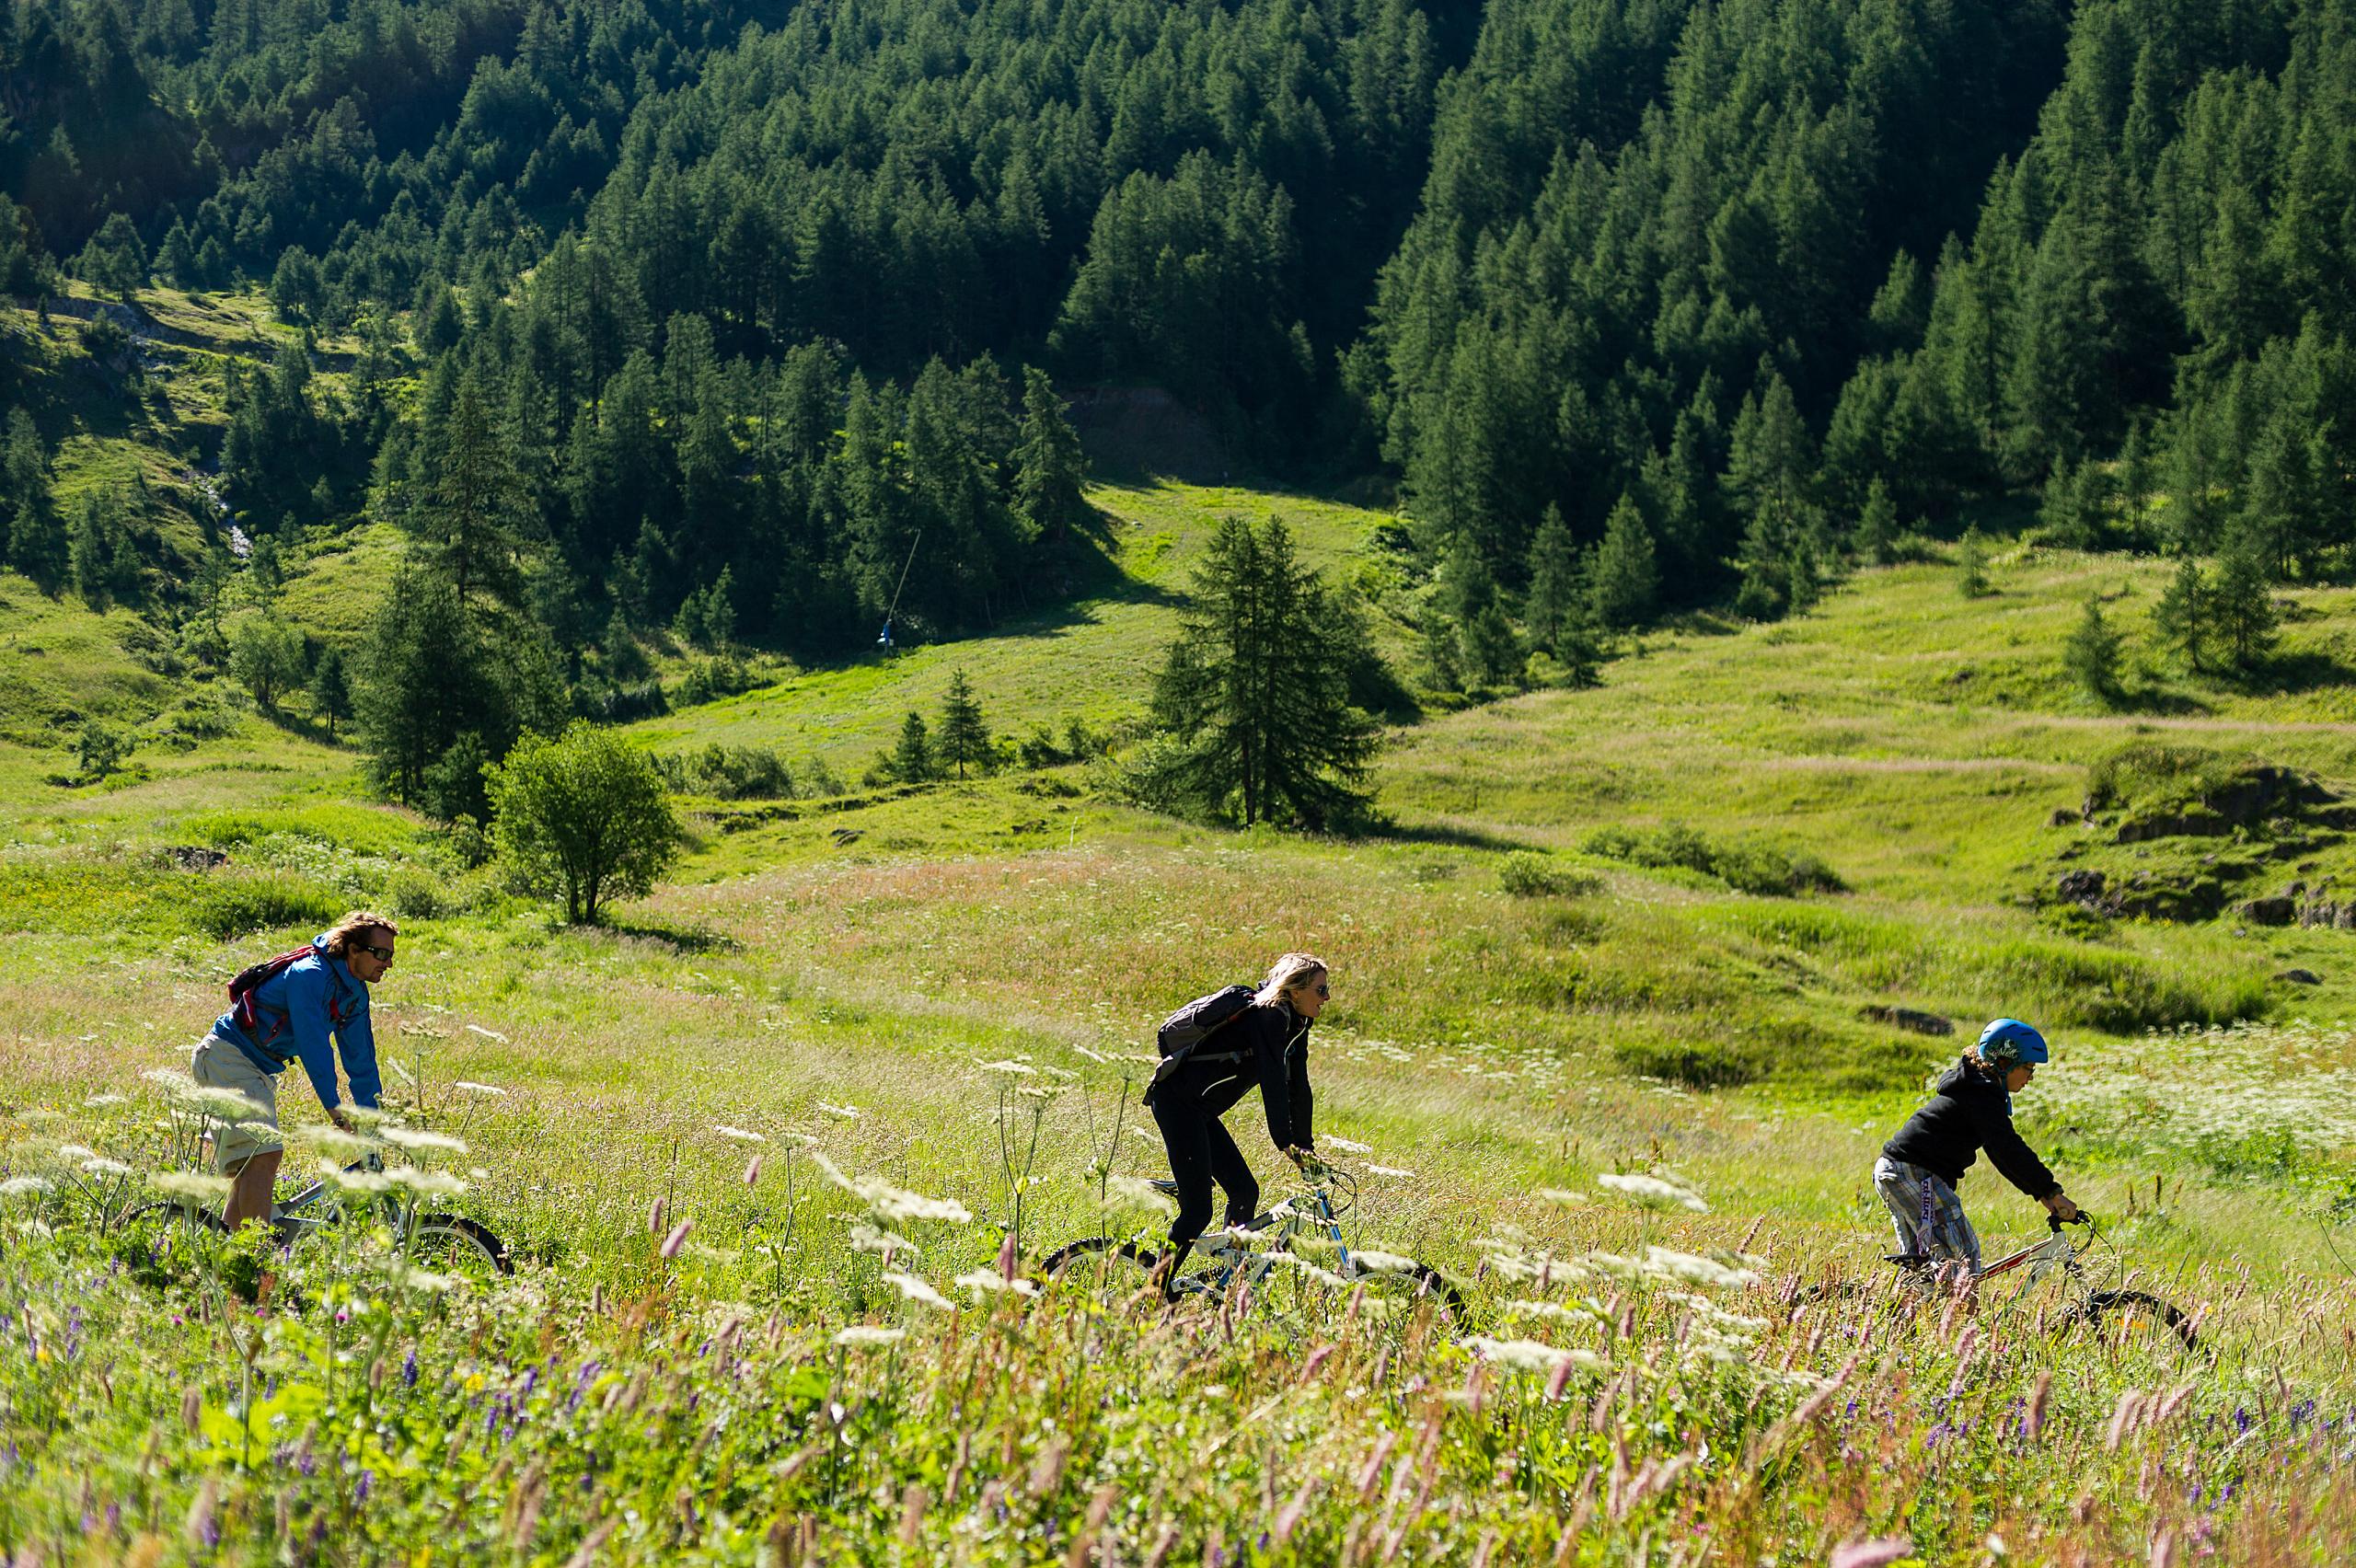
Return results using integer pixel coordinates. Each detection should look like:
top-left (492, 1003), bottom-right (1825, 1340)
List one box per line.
top-left (1873, 1018), bottom-right (2080, 1274)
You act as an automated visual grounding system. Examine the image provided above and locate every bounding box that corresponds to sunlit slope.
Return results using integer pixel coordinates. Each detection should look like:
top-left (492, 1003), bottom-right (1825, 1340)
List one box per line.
top-left (1382, 547), bottom-right (2356, 911)
top-left (623, 482), bottom-right (1403, 770)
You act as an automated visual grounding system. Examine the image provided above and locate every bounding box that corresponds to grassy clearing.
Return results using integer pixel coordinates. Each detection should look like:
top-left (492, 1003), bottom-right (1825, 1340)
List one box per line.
top-left (2, 489), bottom-right (2355, 1560)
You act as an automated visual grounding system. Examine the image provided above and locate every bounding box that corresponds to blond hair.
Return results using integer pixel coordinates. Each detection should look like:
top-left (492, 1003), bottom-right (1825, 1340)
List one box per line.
top-left (322, 910), bottom-right (398, 959)
top-left (1253, 951), bottom-right (1328, 1009)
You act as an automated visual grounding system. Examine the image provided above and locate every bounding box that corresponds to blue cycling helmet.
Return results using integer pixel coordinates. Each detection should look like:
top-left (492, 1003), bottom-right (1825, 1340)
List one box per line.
top-left (1976, 1018), bottom-right (2049, 1070)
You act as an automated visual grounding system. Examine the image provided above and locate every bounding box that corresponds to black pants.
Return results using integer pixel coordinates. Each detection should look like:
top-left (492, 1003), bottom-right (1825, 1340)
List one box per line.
top-left (1149, 1090), bottom-right (1260, 1265)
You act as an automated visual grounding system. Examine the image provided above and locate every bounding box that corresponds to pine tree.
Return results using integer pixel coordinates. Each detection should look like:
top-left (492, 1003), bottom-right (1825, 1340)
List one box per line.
top-left (1146, 515), bottom-right (1382, 828)
top-left (1588, 494), bottom-right (1659, 629)
top-left (311, 646), bottom-right (351, 737)
top-left (2151, 559), bottom-right (2209, 674)
top-left (73, 213), bottom-right (145, 299)
top-left (936, 669), bottom-right (990, 780)
top-left (1013, 367), bottom-right (1088, 545)
top-left (1521, 506), bottom-right (1580, 654)
top-left (418, 372), bottom-right (536, 610)
top-left (2118, 420), bottom-right (2154, 538)
top-left (2210, 538), bottom-right (2280, 673)
top-left (1855, 476), bottom-right (1900, 565)
top-left (1434, 539), bottom-right (1519, 687)
top-left (1957, 525), bottom-right (1991, 598)
top-left (2063, 597), bottom-right (2125, 707)
top-left (3, 411), bottom-right (65, 590)
top-left (603, 607), bottom-right (652, 684)
top-left (69, 493), bottom-right (116, 612)
top-left (890, 711), bottom-right (937, 783)
top-left (355, 566), bottom-right (504, 805)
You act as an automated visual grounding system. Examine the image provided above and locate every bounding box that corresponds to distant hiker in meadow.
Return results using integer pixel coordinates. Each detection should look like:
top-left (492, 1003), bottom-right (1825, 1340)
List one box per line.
top-left (1874, 1018), bottom-right (2079, 1277)
top-left (1142, 951), bottom-right (1326, 1296)
top-left (191, 913), bottom-right (394, 1244)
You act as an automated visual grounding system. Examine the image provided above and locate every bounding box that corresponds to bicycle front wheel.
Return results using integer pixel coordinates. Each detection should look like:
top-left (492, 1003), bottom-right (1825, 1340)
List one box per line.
top-left (403, 1216), bottom-right (512, 1284)
top-left (2071, 1289), bottom-right (2198, 1352)
top-left (1346, 1259), bottom-right (1465, 1318)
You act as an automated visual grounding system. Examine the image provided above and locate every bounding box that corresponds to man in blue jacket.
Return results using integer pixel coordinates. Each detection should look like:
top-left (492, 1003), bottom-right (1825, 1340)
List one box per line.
top-left (191, 911), bottom-right (395, 1237)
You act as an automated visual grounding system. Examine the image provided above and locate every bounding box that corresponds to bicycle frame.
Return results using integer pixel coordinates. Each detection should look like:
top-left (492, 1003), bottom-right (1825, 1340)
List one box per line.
top-left (1170, 1181), bottom-right (1354, 1297)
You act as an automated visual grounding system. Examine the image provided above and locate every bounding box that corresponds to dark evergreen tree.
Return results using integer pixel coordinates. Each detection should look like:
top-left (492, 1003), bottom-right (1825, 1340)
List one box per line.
top-left (3, 412), bottom-right (66, 591)
top-left (73, 213), bottom-right (145, 298)
top-left (1588, 494), bottom-right (1659, 630)
top-left (1854, 476), bottom-right (1900, 565)
top-left (1521, 505), bottom-right (1580, 655)
top-left (2210, 538), bottom-right (2280, 673)
top-left (889, 711), bottom-right (937, 784)
top-left (2151, 559), bottom-right (2209, 674)
top-left (311, 645), bottom-right (352, 737)
top-left (2063, 597), bottom-right (2124, 707)
top-left (1146, 515), bottom-right (1382, 829)
top-left (936, 670), bottom-right (990, 780)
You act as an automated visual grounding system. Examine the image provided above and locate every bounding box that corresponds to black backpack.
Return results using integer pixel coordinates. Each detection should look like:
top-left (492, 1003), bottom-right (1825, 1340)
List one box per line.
top-left (1143, 985), bottom-right (1256, 1103)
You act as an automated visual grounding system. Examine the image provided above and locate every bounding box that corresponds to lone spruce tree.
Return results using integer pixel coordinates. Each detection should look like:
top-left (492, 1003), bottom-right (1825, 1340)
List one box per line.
top-left (2064, 597), bottom-right (2125, 707)
top-left (936, 669), bottom-right (990, 779)
top-left (2210, 539), bottom-right (2280, 673)
top-left (1148, 515), bottom-right (1381, 829)
top-left (2150, 559), bottom-right (2209, 673)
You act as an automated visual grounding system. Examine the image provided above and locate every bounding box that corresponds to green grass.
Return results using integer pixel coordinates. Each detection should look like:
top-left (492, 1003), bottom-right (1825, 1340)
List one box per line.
top-left (4, 485), bottom-right (2356, 1560)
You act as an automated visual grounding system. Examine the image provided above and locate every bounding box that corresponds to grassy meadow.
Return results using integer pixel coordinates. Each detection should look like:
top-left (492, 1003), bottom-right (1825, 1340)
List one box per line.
top-left (3, 478), bottom-right (2356, 1562)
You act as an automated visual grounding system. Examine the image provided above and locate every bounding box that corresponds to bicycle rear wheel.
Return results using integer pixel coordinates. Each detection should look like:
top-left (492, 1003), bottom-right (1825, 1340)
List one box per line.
top-left (405, 1215), bottom-right (512, 1284)
top-left (121, 1200), bottom-right (227, 1264)
top-left (1347, 1259), bottom-right (1465, 1317)
top-left (2070, 1289), bottom-right (2198, 1352)
top-left (1038, 1237), bottom-right (1234, 1301)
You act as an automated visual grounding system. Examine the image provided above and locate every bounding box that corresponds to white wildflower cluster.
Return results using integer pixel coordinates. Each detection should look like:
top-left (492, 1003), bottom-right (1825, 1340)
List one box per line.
top-left (380, 1126), bottom-right (468, 1154)
top-left (1099, 1175), bottom-right (1177, 1217)
top-left (882, 1271), bottom-right (953, 1311)
top-left (1595, 1171), bottom-right (1708, 1213)
top-left (2038, 1021), bottom-right (2356, 1159)
top-left (151, 1171), bottom-right (235, 1204)
top-left (812, 1151), bottom-right (973, 1225)
top-left (848, 1221), bottom-right (921, 1257)
top-left (1461, 1336), bottom-right (1604, 1376)
top-left (953, 1268), bottom-right (1037, 1298)
top-left (834, 1325), bottom-right (907, 1348)
top-left (1581, 1246), bottom-right (1759, 1291)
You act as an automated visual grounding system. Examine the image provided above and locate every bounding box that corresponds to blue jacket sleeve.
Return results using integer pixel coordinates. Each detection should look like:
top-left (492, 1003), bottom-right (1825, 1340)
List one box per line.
top-left (337, 974), bottom-right (381, 1111)
top-left (282, 961), bottom-right (346, 1112)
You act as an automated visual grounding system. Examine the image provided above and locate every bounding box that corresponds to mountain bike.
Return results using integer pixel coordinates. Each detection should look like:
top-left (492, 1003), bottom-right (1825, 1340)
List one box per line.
top-left (127, 1150), bottom-right (510, 1284)
top-left (1872, 1213), bottom-right (2197, 1351)
top-left (1037, 1161), bottom-right (1462, 1313)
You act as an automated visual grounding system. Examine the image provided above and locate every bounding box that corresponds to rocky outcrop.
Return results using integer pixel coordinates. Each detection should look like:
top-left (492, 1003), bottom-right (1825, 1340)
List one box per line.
top-left (1862, 1005), bottom-right (1954, 1037)
top-left (2239, 894), bottom-right (2298, 927)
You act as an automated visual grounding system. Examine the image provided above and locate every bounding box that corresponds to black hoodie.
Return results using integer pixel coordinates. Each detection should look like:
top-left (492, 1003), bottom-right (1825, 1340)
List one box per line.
top-left (1160, 1001), bottom-right (1313, 1151)
top-left (1881, 1056), bottom-right (2060, 1197)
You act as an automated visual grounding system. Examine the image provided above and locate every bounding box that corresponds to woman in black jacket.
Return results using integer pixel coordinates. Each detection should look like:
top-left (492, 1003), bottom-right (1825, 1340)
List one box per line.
top-left (1149, 952), bottom-right (1325, 1293)
top-left (1875, 1018), bottom-right (2080, 1276)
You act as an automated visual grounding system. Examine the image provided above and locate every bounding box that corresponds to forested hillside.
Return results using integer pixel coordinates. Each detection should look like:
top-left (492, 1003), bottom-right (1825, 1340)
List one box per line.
top-left (5, 0), bottom-right (2356, 791)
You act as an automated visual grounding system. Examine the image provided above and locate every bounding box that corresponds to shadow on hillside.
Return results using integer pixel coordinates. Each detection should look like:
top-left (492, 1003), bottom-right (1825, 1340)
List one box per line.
top-left (1358, 817), bottom-right (1541, 854)
top-left (2239, 649), bottom-right (2356, 698)
top-left (2116, 686), bottom-right (2214, 717)
top-left (604, 918), bottom-right (740, 955)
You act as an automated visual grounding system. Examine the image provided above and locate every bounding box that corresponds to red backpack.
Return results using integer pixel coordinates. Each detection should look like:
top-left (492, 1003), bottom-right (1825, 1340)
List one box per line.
top-left (226, 945), bottom-right (346, 1040)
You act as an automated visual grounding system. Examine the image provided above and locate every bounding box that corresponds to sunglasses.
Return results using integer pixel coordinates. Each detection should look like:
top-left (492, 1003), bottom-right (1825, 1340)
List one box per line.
top-left (1303, 981), bottom-right (1330, 998)
top-left (355, 942), bottom-right (396, 964)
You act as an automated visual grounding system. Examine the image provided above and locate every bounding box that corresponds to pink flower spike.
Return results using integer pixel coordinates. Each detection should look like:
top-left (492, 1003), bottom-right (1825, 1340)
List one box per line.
top-left (1830, 1537), bottom-right (1914, 1568)
top-left (997, 1228), bottom-right (1018, 1283)
top-left (743, 1153), bottom-right (763, 1188)
top-left (661, 1218), bottom-right (694, 1259)
top-left (648, 1196), bottom-right (665, 1238)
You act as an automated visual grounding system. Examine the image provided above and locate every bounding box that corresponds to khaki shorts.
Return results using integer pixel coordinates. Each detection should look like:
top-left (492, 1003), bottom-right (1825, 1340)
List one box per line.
top-left (191, 1034), bottom-right (283, 1170)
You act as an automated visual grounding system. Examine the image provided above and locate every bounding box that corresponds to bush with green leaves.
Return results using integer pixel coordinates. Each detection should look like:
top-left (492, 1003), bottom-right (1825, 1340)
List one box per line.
top-left (485, 723), bottom-right (683, 924)
top-left (1581, 823), bottom-right (1841, 897)
top-left (1498, 852), bottom-right (1601, 899)
top-left (194, 871), bottom-right (343, 939)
